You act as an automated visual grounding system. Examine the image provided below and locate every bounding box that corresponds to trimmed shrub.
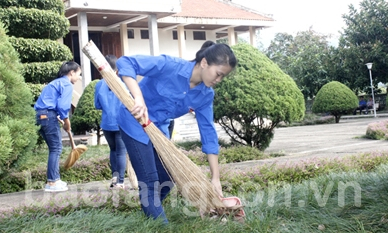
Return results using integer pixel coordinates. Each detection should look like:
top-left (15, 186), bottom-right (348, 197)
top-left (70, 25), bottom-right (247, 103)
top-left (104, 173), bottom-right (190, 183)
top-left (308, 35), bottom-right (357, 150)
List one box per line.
top-left (0, 7), bottom-right (69, 40)
top-left (22, 61), bottom-right (63, 83)
top-left (0, 22), bottom-right (38, 176)
top-left (312, 81), bottom-right (358, 123)
top-left (365, 120), bottom-right (388, 140)
top-left (279, 113), bottom-right (335, 127)
top-left (0, 0), bottom-right (64, 14)
top-left (0, 157), bottom-right (111, 194)
top-left (185, 145), bottom-right (269, 166)
top-left (25, 82), bottom-right (45, 102)
top-left (9, 37), bottom-right (72, 63)
top-left (213, 43), bottom-right (305, 151)
top-left (0, 1), bottom-right (72, 88)
top-left (71, 80), bottom-right (102, 142)
top-left (176, 140), bottom-right (203, 150)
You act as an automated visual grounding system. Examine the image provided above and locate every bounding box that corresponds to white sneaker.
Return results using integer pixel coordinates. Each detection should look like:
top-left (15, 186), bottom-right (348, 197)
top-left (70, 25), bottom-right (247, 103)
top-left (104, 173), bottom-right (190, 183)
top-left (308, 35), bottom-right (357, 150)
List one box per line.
top-left (44, 184), bottom-right (68, 192)
top-left (57, 180), bottom-right (67, 187)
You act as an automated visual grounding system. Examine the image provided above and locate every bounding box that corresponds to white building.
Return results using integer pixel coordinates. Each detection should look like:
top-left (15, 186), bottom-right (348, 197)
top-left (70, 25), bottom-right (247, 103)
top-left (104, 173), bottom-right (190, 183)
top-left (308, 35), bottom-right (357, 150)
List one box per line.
top-left (63, 0), bottom-right (275, 141)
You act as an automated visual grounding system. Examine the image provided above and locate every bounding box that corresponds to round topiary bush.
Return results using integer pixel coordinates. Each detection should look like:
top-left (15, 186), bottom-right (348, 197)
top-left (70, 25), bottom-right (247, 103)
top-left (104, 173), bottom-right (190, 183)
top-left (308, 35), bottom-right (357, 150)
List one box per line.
top-left (312, 81), bottom-right (358, 123)
top-left (0, 1), bottom-right (72, 90)
top-left (9, 37), bottom-right (73, 63)
top-left (0, 7), bottom-right (69, 40)
top-left (213, 43), bottom-right (305, 151)
top-left (0, 0), bottom-right (64, 14)
top-left (71, 80), bottom-right (102, 142)
top-left (22, 61), bottom-right (63, 83)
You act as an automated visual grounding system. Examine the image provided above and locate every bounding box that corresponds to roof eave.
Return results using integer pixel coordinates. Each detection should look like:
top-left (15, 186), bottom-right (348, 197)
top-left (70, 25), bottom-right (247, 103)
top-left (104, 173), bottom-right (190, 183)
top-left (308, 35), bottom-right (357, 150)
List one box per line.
top-left (158, 16), bottom-right (275, 28)
top-left (218, 0), bottom-right (274, 20)
top-left (64, 0), bottom-right (181, 15)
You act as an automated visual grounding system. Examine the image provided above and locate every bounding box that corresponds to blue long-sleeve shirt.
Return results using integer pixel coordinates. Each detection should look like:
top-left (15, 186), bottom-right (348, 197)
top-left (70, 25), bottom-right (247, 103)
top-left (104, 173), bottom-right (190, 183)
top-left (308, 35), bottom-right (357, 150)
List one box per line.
top-left (116, 54), bottom-right (219, 155)
top-left (94, 79), bottom-right (121, 131)
top-left (34, 76), bottom-right (73, 120)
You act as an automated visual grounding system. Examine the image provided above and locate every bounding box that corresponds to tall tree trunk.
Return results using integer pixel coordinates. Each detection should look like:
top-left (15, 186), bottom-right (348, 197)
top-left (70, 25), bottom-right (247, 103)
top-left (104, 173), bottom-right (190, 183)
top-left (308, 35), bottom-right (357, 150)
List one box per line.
top-left (335, 115), bottom-right (341, 123)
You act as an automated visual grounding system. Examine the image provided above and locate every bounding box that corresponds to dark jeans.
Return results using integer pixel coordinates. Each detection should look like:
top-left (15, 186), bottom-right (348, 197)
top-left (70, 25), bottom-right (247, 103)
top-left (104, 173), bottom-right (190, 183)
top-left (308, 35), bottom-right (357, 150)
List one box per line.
top-left (103, 130), bottom-right (126, 183)
top-left (36, 109), bottom-right (62, 182)
top-left (120, 128), bottom-right (173, 224)
top-left (168, 120), bottom-right (174, 138)
top-left (353, 105), bottom-right (367, 115)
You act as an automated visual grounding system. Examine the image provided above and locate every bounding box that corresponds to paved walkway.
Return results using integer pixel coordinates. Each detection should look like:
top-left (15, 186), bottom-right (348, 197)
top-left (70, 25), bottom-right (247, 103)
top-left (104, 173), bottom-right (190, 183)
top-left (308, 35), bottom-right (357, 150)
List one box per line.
top-left (225, 114), bottom-right (388, 170)
top-left (1, 113), bottom-right (388, 212)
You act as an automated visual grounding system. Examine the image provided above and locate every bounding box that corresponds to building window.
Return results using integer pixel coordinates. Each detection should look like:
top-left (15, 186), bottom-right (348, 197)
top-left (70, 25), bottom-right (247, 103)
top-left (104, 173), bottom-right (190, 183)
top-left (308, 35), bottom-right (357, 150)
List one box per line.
top-left (172, 31), bottom-right (186, 40)
top-left (127, 29), bottom-right (134, 39)
top-left (140, 30), bottom-right (149, 39)
top-left (193, 31), bottom-right (206, 40)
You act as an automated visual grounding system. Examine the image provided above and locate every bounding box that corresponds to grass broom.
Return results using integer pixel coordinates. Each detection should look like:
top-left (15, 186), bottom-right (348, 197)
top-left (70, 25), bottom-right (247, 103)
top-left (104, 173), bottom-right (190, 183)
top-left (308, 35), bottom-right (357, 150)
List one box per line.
top-left (58, 117), bottom-right (88, 169)
top-left (82, 40), bottom-right (226, 212)
top-left (126, 155), bottom-right (138, 190)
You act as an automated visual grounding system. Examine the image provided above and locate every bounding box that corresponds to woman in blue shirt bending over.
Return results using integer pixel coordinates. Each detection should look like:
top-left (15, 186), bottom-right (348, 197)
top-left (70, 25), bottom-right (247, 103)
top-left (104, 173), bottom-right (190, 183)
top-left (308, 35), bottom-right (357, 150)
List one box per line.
top-left (94, 55), bottom-right (127, 189)
top-left (116, 41), bottom-right (237, 223)
top-left (34, 61), bottom-right (82, 192)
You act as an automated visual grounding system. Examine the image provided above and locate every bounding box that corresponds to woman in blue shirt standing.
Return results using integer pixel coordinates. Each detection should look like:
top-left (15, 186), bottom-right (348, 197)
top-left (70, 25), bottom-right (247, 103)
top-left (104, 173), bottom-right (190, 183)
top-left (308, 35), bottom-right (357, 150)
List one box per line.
top-left (116, 41), bottom-right (237, 223)
top-left (94, 55), bottom-right (127, 189)
top-left (34, 61), bottom-right (82, 192)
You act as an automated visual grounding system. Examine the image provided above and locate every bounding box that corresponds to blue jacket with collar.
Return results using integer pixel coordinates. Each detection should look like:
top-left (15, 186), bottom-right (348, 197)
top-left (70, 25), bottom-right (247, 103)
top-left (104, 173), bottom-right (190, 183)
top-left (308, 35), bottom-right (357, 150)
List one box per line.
top-left (116, 54), bottom-right (219, 155)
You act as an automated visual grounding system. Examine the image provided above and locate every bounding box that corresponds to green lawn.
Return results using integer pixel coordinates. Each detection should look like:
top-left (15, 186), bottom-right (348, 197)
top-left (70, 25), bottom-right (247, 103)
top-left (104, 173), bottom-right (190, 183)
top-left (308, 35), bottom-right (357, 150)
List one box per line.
top-left (1, 163), bottom-right (388, 232)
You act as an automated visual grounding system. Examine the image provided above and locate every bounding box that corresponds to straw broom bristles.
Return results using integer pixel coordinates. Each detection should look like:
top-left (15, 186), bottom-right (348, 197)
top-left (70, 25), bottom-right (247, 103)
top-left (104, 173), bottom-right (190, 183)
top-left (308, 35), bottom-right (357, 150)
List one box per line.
top-left (82, 41), bottom-right (225, 212)
top-left (126, 155), bottom-right (138, 190)
top-left (64, 149), bottom-right (88, 169)
top-left (59, 118), bottom-right (88, 169)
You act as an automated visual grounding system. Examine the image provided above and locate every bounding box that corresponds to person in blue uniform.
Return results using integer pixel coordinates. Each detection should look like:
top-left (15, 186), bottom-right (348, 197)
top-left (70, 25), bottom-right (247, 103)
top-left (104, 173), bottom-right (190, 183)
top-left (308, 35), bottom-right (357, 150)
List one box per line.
top-left (94, 55), bottom-right (127, 189)
top-left (116, 41), bottom-right (237, 223)
top-left (34, 61), bottom-right (82, 192)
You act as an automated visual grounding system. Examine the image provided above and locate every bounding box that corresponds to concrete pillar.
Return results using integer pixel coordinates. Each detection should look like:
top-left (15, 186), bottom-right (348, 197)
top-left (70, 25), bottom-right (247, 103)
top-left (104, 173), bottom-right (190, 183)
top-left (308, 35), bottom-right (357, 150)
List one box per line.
top-left (228, 27), bottom-right (236, 46)
top-left (120, 23), bottom-right (129, 56)
top-left (249, 26), bottom-right (257, 47)
top-left (77, 12), bottom-right (91, 89)
top-left (148, 14), bottom-right (159, 56)
top-left (177, 25), bottom-right (186, 58)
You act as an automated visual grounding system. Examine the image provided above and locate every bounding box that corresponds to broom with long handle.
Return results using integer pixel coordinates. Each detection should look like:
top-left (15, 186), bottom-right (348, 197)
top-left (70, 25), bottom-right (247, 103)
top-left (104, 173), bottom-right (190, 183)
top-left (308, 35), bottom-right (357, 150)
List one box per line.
top-left (82, 41), bottom-right (226, 212)
top-left (58, 117), bottom-right (88, 169)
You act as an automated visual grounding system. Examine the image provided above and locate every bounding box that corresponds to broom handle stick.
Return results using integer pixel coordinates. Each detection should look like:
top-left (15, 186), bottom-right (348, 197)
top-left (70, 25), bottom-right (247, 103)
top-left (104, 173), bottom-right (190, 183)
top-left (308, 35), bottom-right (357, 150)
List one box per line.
top-left (58, 117), bottom-right (76, 150)
top-left (67, 132), bottom-right (76, 150)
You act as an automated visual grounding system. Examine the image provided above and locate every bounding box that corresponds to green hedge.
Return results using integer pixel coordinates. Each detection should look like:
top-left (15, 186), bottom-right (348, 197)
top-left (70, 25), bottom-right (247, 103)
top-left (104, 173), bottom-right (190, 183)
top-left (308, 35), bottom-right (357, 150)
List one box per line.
top-left (0, 0), bottom-right (64, 14)
top-left (26, 82), bottom-right (45, 102)
top-left (0, 7), bottom-right (69, 40)
top-left (23, 61), bottom-right (63, 83)
top-left (9, 37), bottom-right (72, 63)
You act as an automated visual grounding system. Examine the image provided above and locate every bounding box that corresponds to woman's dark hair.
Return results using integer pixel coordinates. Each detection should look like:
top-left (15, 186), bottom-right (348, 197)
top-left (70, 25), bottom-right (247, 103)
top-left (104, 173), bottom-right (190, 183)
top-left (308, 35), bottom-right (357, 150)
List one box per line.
top-left (57, 61), bottom-right (80, 78)
top-left (105, 54), bottom-right (117, 71)
top-left (192, 40), bottom-right (237, 69)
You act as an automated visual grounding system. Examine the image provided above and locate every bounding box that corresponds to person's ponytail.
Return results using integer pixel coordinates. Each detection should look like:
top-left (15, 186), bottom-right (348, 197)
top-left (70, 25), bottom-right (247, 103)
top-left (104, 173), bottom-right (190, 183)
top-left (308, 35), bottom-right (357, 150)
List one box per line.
top-left (57, 61), bottom-right (80, 78)
top-left (191, 40), bottom-right (237, 69)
